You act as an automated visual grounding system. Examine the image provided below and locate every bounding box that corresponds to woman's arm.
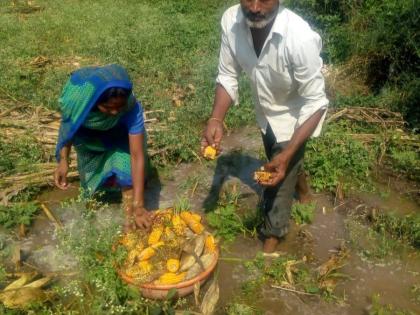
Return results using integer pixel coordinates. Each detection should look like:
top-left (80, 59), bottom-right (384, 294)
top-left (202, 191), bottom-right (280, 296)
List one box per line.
top-left (54, 142), bottom-right (72, 189)
top-left (128, 133), bottom-right (151, 229)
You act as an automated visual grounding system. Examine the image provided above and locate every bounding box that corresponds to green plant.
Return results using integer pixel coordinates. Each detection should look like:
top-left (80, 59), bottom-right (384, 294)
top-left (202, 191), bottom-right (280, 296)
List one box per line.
top-left (207, 203), bottom-right (248, 243)
top-left (226, 303), bottom-right (262, 315)
top-left (306, 124), bottom-right (375, 193)
top-left (291, 203), bottom-right (315, 225)
top-left (368, 294), bottom-right (416, 315)
top-left (370, 212), bottom-right (420, 249)
top-left (0, 202), bottom-right (39, 229)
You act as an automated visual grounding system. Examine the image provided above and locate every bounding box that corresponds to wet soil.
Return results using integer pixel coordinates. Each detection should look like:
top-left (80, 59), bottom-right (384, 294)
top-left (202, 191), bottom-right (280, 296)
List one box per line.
top-left (2, 126), bottom-right (419, 314)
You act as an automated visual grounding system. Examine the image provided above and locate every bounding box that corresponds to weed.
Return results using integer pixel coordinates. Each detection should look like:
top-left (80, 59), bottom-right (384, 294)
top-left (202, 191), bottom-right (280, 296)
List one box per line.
top-left (207, 203), bottom-right (247, 243)
top-left (0, 202), bottom-right (39, 229)
top-left (291, 203), bottom-right (315, 225)
top-left (305, 123), bottom-right (375, 193)
top-left (346, 218), bottom-right (399, 262)
top-left (410, 284), bottom-right (420, 305)
top-left (370, 212), bottom-right (420, 249)
top-left (368, 294), bottom-right (416, 315)
top-left (173, 195), bottom-right (192, 213)
top-left (226, 303), bottom-right (263, 315)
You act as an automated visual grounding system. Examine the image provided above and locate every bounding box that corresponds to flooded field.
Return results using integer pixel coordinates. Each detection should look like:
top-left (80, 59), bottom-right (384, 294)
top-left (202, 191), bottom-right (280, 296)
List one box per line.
top-left (2, 127), bottom-right (419, 314)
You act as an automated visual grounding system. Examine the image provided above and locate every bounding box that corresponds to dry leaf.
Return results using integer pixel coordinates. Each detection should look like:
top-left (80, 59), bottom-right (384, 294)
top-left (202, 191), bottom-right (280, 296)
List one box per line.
top-left (193, 281), bottom-right (200, 307)
top-left (24, 276), bottom-right (52, 289)
top-left (0, 287), bottom-right (49, 309)
top-left (201, 278), bottom-right (219, 315)
top-left (3, 273), bottom-right (37, 291)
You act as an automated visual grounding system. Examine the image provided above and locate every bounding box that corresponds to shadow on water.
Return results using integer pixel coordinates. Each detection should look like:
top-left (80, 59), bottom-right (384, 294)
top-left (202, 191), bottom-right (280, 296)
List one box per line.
top-left (202, 149), bottom-right (264, 212)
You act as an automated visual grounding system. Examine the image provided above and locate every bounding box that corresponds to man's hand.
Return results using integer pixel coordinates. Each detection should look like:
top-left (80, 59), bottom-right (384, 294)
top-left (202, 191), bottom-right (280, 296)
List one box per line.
top-left (54, 160), bottom-right (69, 190)
top-left (259, 152), bottom-right (291, 187)
top-left (133, 206), bottom-right (153, 230)
top-left (201, 119), bottom-right (224, 155)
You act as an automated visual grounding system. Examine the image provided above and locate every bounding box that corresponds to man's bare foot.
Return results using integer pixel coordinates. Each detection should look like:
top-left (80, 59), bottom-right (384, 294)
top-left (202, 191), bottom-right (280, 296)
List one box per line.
top-left (296, 172), bottom-right (313, 204)
top-left (263, 236), bottom-right (279, 253)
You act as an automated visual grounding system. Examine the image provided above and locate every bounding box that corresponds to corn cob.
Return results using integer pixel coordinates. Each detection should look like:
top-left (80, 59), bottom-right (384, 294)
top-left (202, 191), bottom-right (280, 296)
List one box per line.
top-left (148, 226), bottom-right (164, 245)
top-left (180, 253), bottom-right (196, 272)
top-left (151, 241), bottom-right (165, 249)
top-left (157, 272), bottom-right (186, 285)
top-left (119, 232), bottom-right (138, 249)
top-left (138, 261), bottom-right (152, 273)
top-left (204, 234), bottom-right (216, 253)
top-left (166, 259), bottom-right (180, 273)
top-left (203, 146), bottom-right (217, 160)
top-left (185, 253), bottom-right (215, 280)
top-left (138, 247), bottom-right (156, 261)
top-left (172, 214), bottom-right (186, 235)
top-left (191, 213), bottom-right (202, 222)
top-left (181, 212), bottom-right (204, 234)
top-left (254, 170), bottom-right (272, 182)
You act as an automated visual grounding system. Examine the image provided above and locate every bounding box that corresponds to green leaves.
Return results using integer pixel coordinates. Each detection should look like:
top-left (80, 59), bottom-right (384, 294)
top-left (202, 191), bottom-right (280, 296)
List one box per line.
top-left (291, 203), bottom-right (315, 225)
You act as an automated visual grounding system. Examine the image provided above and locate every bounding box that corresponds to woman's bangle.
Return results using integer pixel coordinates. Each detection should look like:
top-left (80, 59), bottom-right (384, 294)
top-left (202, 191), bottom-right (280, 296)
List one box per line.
top-left (208, 117), bottom-right (223, 124)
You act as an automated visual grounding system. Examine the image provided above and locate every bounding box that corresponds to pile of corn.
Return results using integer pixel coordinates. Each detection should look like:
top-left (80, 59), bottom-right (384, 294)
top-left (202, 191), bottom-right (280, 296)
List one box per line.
top-left (117, 208), bottom-right (217, 285)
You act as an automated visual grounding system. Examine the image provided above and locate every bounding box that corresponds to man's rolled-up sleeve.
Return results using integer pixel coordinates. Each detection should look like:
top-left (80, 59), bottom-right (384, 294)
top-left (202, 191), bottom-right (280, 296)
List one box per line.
top-left (292, 33), bottom-right (329, 137)
top-left (215, 18), bottom-right (241, 105)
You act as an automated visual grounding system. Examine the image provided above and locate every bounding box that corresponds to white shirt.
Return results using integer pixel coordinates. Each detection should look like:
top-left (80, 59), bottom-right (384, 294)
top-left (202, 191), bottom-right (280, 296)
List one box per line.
top-left (216, 5), bottom-right (329, 142)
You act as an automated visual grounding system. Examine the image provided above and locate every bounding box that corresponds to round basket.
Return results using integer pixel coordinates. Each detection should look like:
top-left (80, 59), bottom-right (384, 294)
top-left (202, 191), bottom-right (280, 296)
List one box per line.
top-left (118, 249), bottom-right (219, 299)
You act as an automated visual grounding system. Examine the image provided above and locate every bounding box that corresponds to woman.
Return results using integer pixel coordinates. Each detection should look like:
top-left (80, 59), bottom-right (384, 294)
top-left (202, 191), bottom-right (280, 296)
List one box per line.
top-left (54, 64), bottom-right (152, 231)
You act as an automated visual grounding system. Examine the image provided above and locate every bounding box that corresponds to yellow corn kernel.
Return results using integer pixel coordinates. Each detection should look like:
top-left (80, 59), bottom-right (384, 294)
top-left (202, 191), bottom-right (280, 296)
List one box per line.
top-left (203, 146), bottom-right (217, 160)
top-left (188, 221), bottom-right (205, 234)
top-left (119, 232), bottom-right (137, 249)
top-left (148, 226), bottom-right (164, 246)
top-left (172, 215), bottom-right (186, 235)
top-left (205, 234), bottom-right (216, 253)
top-left (138, 261), bottom-right (152, 273)
top-left (180, 211), bottom-right (204, 234)
top-left (151, 241), bottom-right (165, 249)
top-left (191, 213), bottom-right (202, 222)
top-left (166, 259), bottom-right (180, 273)
top-left (138, 247), bottom-right (155, 261)
top-left (180, 211), bottom-right (193, 223)
top-left (157, 272), bottom-right (186, 285)
top-left (254, 171), bottom-right (272, 182)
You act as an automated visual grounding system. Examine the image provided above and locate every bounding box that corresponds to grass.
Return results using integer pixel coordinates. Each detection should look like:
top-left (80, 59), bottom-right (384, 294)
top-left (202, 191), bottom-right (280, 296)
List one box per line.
top-left (0, 202), bottom-right (39, 228)
top-left (291, 202), bottom-right (315, 225)
top-left (368, 294), bottom-right (416, 315)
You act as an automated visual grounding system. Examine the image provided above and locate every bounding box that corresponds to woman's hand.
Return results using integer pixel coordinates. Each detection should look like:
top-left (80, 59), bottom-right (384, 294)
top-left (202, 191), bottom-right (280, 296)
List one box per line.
top-left (54, 160), bottom-right (69, 190)
top-left (133, 205), bottom-right (153, 230)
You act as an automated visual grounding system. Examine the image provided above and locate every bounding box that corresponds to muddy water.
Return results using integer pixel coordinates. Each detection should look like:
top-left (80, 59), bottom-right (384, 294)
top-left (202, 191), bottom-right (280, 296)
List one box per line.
top-left (9, 126), bottom-right (420, 314)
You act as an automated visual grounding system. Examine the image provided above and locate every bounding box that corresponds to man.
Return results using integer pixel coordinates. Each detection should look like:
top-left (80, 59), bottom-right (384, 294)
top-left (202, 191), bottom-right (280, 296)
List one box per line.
top-left (201, 0), bottom-right (328, 253)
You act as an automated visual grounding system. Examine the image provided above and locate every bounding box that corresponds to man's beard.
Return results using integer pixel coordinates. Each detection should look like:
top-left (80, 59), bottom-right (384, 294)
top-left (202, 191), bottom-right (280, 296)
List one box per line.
top-left (242, 3), bottom-right (279, 29)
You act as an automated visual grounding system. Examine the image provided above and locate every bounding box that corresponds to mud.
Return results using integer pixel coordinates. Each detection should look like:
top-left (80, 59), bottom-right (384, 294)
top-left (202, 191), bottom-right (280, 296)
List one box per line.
top-left (2, 126), bottom-right (419, 314)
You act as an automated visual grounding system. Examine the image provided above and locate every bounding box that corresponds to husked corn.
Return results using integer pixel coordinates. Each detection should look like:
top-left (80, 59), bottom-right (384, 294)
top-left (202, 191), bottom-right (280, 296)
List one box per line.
top-left (166, 259), bottom-right (180, 273)
top-left (254, 171), bottom-right (272, 182)
top-left (205, 234), bottom-right (216, 253)
top-left (157, 272), bottom-right (186, 285)
top-left (191, 213), bottom-right (202, 222)
top-left (181, 211), bottom-right (204, 234)
top-left (148, 226), bottom-right (164, 245)
top-left (138, 261), bottom-right (152, 273)
top-left (203, 146), bottom-right (217, 160)
top-left (172, 215), bottom-right (186, 235)
top-left (138, 247), bottom-right (155, 261)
